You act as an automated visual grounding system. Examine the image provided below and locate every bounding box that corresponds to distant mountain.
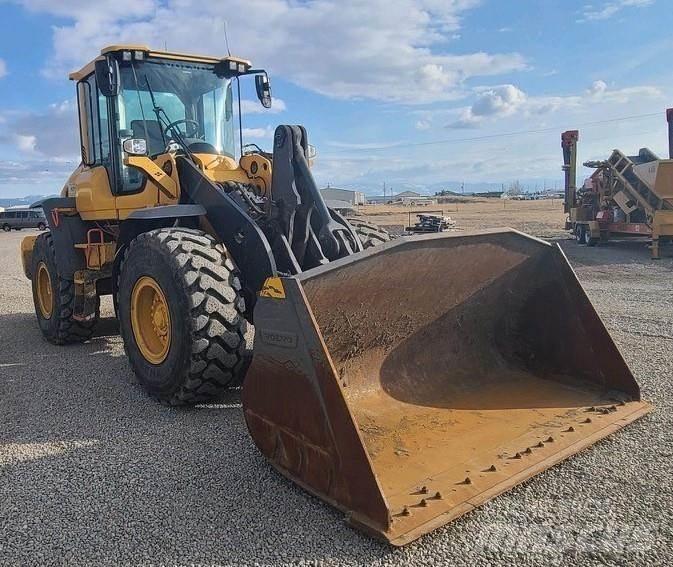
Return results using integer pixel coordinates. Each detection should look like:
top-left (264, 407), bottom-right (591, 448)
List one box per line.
top-left (0, 194), bottom-right (56, 208)
top-left (333, 181), bottom-right (505, 196)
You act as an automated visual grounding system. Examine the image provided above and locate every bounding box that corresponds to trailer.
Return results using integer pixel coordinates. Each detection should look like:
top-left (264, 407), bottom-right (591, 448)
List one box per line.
top-left (561, 109), bottom-right (673, 258)
top-left (405, 213), bottom-right (455, 233)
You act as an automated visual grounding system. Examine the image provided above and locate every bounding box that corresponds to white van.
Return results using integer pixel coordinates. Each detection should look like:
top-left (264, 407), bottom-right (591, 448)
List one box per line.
top-left (0, 209), bottom-right (47, 231)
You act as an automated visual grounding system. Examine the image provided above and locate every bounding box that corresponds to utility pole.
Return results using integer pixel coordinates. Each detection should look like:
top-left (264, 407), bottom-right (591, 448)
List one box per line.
top-left (383, 181), bottom-right (386, 203)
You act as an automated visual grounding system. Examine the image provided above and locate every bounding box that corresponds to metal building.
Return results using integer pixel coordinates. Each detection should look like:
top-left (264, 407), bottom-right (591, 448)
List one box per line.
top-left (319, 187), bottom-right (366, 205)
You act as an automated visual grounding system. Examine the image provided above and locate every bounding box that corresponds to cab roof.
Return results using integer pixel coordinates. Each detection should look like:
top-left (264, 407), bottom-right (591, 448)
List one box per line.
top-left (68, 45), bottom-right (252, 81)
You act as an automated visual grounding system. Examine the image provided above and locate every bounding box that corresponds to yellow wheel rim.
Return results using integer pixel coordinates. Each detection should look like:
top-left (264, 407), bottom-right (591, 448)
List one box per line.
top-left (130, 276), bottom-right (171, 365)
top-left (36, 262), bottom-right (53, 319)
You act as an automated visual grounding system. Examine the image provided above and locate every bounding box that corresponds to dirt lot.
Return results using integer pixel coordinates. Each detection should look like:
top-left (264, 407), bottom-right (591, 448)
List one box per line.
top-left (1, 221), bottom-right (672, 566)
top-left (354, 198), bottom-right (568, 238)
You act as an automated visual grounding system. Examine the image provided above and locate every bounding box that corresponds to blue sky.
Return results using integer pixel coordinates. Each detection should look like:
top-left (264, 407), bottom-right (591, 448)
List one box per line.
top-left (1, 0), bottom-right (672, 197)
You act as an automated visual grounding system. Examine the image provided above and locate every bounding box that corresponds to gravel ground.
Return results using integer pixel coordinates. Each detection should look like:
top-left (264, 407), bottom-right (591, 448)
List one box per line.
top-left (1, 230), bottom-right (671, 566)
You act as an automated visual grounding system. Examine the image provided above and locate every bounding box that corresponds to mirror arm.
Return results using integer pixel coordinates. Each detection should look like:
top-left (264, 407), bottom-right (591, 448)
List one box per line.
top-left (239, 68), bottom-right (266, 76)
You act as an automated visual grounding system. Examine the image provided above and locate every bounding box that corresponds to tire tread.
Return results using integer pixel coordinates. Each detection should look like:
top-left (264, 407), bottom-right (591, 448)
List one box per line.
top-left (36, 232), bottom-right (97, 345)
top-left (121, 228), bottom-right (248, 405)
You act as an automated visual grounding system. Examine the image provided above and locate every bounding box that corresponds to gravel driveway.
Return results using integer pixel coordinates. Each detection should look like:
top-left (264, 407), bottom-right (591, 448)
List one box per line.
top-left (1, 230), bottom-right (671, 566)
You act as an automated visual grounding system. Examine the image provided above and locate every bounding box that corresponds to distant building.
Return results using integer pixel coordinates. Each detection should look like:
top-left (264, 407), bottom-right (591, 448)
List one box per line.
top-left (393, 190), bottom-right (422, 199)
top-left (392, 191), bottom-right (436, 205)
top-left (368, 190), bottom-right (436, 205)
top-left (319, 187), bottom-right (366, 205)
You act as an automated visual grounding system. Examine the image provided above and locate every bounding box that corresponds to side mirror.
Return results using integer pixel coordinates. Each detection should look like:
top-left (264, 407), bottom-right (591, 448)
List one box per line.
top-left (95, 57), bottom-right (120, 97)
top-left (255, 74), bottom-right (272, 109)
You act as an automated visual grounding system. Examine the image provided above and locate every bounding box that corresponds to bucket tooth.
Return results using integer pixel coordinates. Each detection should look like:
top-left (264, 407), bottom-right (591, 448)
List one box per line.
top-left (244, 229), bottom-right (651, 545)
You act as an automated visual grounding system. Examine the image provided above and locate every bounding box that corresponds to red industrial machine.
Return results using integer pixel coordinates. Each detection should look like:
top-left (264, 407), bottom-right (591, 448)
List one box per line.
top-left (562, 109), bottom-right (673, 257)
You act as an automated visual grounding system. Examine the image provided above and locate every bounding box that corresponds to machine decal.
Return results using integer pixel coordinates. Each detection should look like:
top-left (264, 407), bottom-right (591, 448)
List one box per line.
top-left (260, 276), bottom-right (286, 299)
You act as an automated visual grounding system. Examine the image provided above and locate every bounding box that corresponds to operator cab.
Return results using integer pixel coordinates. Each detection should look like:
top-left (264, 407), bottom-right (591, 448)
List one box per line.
top-left (69, 45), bottom-right (272, 197)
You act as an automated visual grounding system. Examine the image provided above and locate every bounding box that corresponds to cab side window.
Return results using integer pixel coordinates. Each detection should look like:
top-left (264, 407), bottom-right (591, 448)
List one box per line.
top-left (76, 74), bottom-right (111, 168)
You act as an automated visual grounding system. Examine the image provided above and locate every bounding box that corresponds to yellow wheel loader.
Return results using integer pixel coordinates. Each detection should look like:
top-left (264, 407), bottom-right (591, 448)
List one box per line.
top-left (21, 45), bottom-right (650, 545)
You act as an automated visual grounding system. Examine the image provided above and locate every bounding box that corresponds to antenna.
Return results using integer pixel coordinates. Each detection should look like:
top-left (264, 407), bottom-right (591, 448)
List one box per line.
top-left (223, 20), bottom-right (232, 56)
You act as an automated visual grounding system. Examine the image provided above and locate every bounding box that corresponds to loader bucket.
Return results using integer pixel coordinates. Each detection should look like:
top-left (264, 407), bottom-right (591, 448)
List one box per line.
top-left (242, 229), bottom-right (650, 545)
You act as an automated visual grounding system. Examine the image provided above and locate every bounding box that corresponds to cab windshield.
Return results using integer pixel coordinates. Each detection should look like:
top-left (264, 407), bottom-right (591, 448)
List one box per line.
top-left (118, 58), bottom-right (235, 158)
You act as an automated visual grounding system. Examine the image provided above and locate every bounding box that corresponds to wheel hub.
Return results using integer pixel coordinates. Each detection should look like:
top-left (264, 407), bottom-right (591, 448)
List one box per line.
top-left (35, 262), bottom-right (53, 319)
top-left (130, 276), bottom-right (171, 364)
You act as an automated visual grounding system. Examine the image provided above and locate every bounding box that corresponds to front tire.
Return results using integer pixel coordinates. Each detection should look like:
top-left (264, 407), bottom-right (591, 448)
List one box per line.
top-left (31, 232), bottom-right (99, 344)
top-left (3, 224), bottom-right (11, 232)
top-left (118, 228), bottom-right (248, 405)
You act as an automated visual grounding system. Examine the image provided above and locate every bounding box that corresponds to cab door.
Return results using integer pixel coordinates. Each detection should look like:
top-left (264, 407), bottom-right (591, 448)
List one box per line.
top-left (111, 85), bottom-right (179, 217)
top-left (73, 72), bottom-right (117, 221)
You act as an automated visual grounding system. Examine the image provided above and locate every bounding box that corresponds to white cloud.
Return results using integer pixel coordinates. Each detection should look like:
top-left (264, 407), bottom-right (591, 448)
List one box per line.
top-left (16, 0), bottom-right (526, 104)
top-left (447, 80), bottom-right (662, 128)
top-left (240, 98), bottom-right (287, 114)
top-left (0, 157), bottom-right (78, 186)
top-left (588, 80), bottom-right (607, 95)
top-left (579, 0), bottom-right (653, 22)
top-left (242, 126), bottom-right (274, 139)
top-left (583, 79), bottom-right (661, 103)
top-left (327, 140), bottom-right (403, 150)
top-left (0, 59), bottom-right (7, 78)
top-left (449, 84), bottom-right (527, 127)
top-left (415, 120), bottom-right (431, 130)
top-left (14, 135), bottom-right (37, 152)
top-left (0, 98), bottom-right (80, 158)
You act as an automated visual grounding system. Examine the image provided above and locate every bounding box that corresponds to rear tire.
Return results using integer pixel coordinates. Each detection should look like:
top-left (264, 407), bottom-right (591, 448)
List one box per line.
top-left (118, 228), bottom-right (248, 405)
top-left (575, 224), bottom-right (585, 244)
top-left (2, 224), bottom-right (10, 232)
top-left (583, 228), bottom-right (598, 247)
top-left (347, 218), bottom-right (391, 249)
top-left (37, 222), bottom-right (46, 231)
top-left (31, 232), bottom-right (99, 344)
